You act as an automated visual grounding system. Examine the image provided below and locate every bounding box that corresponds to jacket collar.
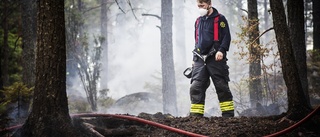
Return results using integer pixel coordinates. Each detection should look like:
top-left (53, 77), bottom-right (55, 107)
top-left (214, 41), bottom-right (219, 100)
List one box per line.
top-left (200, 7), bottom-right (219, 19)
top-left (208, 7), bottom-right (219, 18)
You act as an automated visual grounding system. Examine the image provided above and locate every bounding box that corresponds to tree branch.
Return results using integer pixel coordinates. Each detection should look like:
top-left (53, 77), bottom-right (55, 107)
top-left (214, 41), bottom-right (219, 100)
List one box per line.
top-left (115, 0), bottom-right (125, 14)
top-left (240, 8), bottom-right (248, 14)
top-left (141, 13), bottom-right (161, 20)
top-left (249, 27), bottom-right (274, 46)
top-left (127, 0), bottom-right (139, 21)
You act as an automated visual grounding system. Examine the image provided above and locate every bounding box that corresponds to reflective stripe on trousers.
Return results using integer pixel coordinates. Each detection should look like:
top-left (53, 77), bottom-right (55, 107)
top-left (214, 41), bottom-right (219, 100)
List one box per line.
top-left (219, 101), bottom-right (234, 112)
top-left (190, 104), bottom-right (205, 114)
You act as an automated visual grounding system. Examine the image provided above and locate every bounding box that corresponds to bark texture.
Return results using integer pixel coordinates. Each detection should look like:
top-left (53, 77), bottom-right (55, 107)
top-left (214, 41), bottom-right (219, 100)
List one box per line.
top-left (248, 0), bottom-right (262, 108)
top-left (161, 0), bottom-right (178, 115)
top-left (21, 0), bottom-right (37, 87)
top-left (270, 0), bottom-right (310, 120)
top-left (13, 0), bottom-right (82, 136)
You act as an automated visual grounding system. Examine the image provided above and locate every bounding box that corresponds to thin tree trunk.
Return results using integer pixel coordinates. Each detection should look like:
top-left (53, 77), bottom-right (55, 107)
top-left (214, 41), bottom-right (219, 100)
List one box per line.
top-left (2, 0), bottom-right (10, 86)
top-left (248, 0), bottom-right (262, 108)
top-left (101, 0), bottom-right (108, 90)
top-left (314, 0), bottom-right (320, 50)
top-left (174, 0), bottom-right (186, 70)
top-left (161, 0), bottom-right (177, 115)
top-left (0, 54), bottom-right (2, 91)
top-left (21, 0), bottom-right (37, 87)
top-left (66, 0), bottom-right (80, 86)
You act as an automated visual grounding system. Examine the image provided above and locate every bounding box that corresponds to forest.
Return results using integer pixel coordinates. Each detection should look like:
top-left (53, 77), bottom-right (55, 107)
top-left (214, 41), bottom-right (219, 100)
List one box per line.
top-left (0, 0), bottom-right (319, 136)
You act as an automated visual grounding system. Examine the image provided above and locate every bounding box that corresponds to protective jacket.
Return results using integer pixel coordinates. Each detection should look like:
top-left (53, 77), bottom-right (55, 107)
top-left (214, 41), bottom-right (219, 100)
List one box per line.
top-left (195, 7), bottom-right (231, 56)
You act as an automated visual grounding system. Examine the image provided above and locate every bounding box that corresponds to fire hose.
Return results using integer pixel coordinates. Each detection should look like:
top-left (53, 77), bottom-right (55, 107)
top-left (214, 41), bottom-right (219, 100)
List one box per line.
top-left (263, 105), bottom-right (320, 137)
top-left (0, 113), bottom-right (208, 137)
top-left (71, 113), bottom-right (208, 137)
top-left (1, 106), bottom-right (319, 137)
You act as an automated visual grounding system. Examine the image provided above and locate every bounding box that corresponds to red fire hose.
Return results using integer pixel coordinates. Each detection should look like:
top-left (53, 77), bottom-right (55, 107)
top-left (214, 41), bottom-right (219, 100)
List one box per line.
top-left (71, 113), bottom-right (208, 137)
top-left (0, 124), bottom-right (22, 132)
top-left (0, 114), bottom-right (208, 137)
top-left (263, 105), bottom-right (320, 137)
top-left (1, 106), bottom-right (319, 137)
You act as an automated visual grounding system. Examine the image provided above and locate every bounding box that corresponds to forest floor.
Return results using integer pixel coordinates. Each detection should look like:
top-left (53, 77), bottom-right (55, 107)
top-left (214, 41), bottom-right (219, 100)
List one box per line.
top-left (73, 110), bottom-right (320, 137)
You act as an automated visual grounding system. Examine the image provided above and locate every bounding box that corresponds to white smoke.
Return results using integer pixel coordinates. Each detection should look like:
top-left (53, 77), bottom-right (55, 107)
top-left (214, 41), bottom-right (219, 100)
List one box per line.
top-left (67, 0), bottom-right (285, 117)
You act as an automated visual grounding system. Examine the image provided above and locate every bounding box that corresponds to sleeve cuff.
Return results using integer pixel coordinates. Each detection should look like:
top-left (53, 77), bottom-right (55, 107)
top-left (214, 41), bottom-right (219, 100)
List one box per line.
top-left (219, 47), bottom-right (226, 53)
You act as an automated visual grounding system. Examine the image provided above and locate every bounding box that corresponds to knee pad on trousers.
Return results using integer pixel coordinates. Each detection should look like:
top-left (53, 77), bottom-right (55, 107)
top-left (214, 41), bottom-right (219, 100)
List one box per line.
top-left (190, 80), bottom-right (210, 91)
top-left (190, 80), bottom-right (210, 104)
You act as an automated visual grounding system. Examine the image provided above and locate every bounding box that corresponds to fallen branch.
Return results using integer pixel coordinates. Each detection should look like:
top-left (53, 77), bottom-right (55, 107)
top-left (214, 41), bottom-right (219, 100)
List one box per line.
top-left (81, 122), bottom-right (104, 137)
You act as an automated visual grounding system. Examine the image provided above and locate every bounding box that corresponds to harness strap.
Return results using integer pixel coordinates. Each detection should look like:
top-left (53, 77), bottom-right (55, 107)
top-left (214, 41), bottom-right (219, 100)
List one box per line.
top-left (195, 17), bottom-right (200, 44)
top-left (214, 15), bottom-right (220, 41)
top-left (195, 14), bottom-right (220, 44)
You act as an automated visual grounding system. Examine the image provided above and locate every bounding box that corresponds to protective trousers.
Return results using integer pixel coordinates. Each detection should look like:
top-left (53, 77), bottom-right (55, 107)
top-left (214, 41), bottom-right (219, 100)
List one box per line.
top-left (189, 54), bottom-right (234, 117)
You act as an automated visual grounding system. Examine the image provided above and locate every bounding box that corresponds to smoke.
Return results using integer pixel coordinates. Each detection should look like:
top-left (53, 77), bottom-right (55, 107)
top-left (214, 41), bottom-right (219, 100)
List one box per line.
top-left (66, 0), bottom-right (286, 117)
top-left (101, 0), bottom-right (232, 116)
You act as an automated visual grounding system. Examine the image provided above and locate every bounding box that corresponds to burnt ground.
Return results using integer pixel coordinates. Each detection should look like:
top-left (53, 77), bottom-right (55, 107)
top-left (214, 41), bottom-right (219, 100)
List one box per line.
top-left (73, 111), bottom-right (320, 137)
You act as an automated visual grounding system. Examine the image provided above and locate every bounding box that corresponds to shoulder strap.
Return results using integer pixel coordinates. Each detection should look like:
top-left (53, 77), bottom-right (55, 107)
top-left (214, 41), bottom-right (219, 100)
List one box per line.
top-left (195, 17), bottom-right (200, 44)
top-left (195, 14), bottom-right (220, 43)
top-left (214, 14), bottom-right (220, 41)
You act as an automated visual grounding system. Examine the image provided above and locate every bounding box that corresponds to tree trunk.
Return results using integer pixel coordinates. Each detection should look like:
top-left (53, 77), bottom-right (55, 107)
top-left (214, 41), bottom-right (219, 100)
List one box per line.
top-left (0, 52), bottom-right (2, 91)
top-left (314, 0), bottom-right (320, 50)
top-left (13, 0), bottom-right (82, 136)
top-left (21, 0), bottom-right (37, 88)
top-left (270, 0), bottom-right (311, 120)
top-left (173, 0), bottom-right (186, 70)
top-left (263, 0), bottom-right (270, 43)
top-left (161, 0), bottom-right (178, 115)
top-left (247, 0), bottom-right (263, 108)
top-left (287, 0), bottom-right (311, 107)
top-left (0, 25), bottom-right (2, 91)
top-left (66, 0), bottom-right (81, 87)
top-left (2, 0), bottom-right (10, 86)
top-left (236, 1), bottom-right (243, 23)
top-left (101, 0), bottom-right (108, 90)
top-left (264, 0), bottom-right (269, 31)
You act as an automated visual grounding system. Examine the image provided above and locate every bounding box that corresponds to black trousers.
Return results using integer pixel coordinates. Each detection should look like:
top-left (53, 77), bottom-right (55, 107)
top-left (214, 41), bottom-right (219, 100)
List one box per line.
top-left (189, 54), bottom-right (234, 117)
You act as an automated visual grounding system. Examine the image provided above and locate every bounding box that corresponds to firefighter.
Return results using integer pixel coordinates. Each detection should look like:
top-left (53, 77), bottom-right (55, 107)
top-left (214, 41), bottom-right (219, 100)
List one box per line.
top-left (189, 0), bottom-right (234, 117)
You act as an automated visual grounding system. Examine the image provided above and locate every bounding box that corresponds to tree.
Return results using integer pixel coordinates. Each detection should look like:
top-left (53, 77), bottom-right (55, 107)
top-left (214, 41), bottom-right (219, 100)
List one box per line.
top-left (77, 35), bottom-right (102, 111)
top-left (263, 0), bottom-right (269, 31)
top-left (13, 0), bottom-right (81, 136)
top-left (314, 0), bottom-right (320, 50)
top-left (21, 0), bottom-right (37, 88)
top-left (247, 0), bottom-right (263, 108)
top-left (65, 0), bottom-right (84, 87)
top-left (161, 0), bottom-right (178, 115)
top-left (288, 0), bottom-right (311, 107)
top-left (1, 0), bottom-right (23, 86)
top-left (1, 0), bottom-right (9, 87)
top-left (270, 0), bottom-right (311, 120)
top-left (0, 32), bottom-right (2, 91)
top-left (0, 59), bottom-right (2, 91)
top-left (101, 0), bottom-right (108, 90)
top-left (0, 49), bottom-right (3, 100)
top-left (65, 0), bottom-right (107, 112)
top-left (173, 0), bottom-right (186, 70)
